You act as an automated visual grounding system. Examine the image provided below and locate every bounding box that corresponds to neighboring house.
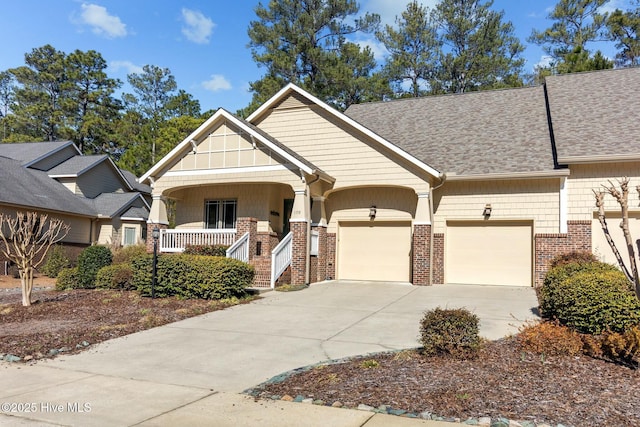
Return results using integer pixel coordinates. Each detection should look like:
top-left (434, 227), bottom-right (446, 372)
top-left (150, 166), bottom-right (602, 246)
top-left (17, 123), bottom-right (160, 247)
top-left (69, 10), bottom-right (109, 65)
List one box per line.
top-left (141, 67), bottom-right (640, 289)
top-left (0, 141), bottom-right (151, 253)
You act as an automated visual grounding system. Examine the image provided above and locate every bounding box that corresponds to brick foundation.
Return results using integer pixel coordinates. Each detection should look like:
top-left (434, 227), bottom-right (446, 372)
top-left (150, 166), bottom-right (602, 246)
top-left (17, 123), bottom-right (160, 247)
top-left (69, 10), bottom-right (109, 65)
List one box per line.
top-left (412, 224), bottom-right (431, 285)
top-left (236, 217), bottom-right (258, 261)
top-left (290, 222), bottom-right (308, 285)
top-left (146, 223), bottom-right (168, 253)
top-left (326, 233), bottom-right (336, 280)
top-left (311, 226), bottom-right (327, 283)
top-left (432, 233), bottom-right (445, 284)
top-left (534, 220), bottom-right (591, 287)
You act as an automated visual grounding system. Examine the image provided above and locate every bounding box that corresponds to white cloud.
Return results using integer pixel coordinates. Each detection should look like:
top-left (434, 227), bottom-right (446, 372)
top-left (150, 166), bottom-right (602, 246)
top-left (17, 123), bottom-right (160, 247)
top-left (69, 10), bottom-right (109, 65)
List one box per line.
top-left (181, 8), bottom-right (215, 44)
top-left (356, 36), bottom-right (389, 61)
top-left (203, 75), bottom-right (232, 92)
top-left (599, 0), bottom-right (630, 14)
top-left (362, 0), bottom-right (439, 26)
top-left (79, 3), bottom-right (127, 38)
top-left (109, 60), bottom-right (144, 75)
top-left (534, 55), bottom-right (554, 69)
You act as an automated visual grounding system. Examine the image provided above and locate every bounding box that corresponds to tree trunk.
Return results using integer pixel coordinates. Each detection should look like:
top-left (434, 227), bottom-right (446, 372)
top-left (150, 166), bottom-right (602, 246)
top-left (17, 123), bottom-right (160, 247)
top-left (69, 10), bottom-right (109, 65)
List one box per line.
top-left (20, 267), bottom-right (33, 307)
top-left (618, 182), bottom-right (640, 299)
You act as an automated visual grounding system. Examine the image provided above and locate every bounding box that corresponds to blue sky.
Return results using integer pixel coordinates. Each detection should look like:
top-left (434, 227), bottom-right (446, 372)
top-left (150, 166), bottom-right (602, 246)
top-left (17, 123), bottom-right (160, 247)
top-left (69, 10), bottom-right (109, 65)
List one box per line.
top-left (1, 0), bottom-right (632, 113)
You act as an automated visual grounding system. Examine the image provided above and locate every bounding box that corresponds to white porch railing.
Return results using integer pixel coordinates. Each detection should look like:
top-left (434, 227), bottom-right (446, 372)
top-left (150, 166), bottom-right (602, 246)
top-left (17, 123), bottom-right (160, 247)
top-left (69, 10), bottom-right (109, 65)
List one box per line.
top-left (160, 229), bottom-right (237, 253)
top-left (270, 231), bottom-right (293, 288)
top-left (226, 232), bottom-right (249, 263)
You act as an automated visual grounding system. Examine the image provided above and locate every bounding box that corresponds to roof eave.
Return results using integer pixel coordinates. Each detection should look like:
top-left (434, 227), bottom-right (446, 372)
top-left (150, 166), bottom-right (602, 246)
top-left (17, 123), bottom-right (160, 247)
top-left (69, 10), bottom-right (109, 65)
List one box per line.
top-left (558, 154), bottom-right (640, 165)
top-left (445, 169), bottom-right (570, 181)
top-left (23, 141), bottom-right (80, 168)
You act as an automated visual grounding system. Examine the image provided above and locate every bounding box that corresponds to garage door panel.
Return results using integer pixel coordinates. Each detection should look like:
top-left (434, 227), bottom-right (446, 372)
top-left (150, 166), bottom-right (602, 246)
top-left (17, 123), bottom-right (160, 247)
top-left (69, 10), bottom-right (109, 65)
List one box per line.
top-left (446, 222), bottom-right (532, 286)
top-left (338, 222), bottom-right (411, 282)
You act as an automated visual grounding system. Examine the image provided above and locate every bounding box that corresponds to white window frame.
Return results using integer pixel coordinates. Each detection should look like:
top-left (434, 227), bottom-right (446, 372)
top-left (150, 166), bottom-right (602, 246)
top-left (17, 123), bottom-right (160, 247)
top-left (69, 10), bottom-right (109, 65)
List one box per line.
top-left (205, 199), bottom-right (237, 229)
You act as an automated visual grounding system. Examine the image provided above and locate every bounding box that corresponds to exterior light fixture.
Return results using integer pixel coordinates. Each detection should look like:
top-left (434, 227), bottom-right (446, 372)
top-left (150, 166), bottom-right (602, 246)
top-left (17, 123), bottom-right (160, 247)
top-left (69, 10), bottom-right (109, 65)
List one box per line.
top-left (151, 226), bottom-right (160, 299)
top-left (483, 204), bottom-right (492, 217)
top-left (369, 205), bottom-right (377, 219)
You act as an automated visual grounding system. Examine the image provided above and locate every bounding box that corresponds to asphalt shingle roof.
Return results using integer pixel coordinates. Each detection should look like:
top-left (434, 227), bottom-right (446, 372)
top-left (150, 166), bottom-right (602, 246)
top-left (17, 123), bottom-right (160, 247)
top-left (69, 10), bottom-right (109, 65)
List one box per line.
top-left (345, 85), bottom-right (555, 176)
top-left (0, 156), bottom-right (95, 216)
top-left (92, 193), bottom-right (144, 218)
top-left (120, 169), bottom-right (152, 194)
top-left (47, 155), bottom-right (108, 176)
top-left (0, 141), bottom-right (75, 166)
top-left (120, 206), bottom-right (149, 220)
top-left (545, 67), bottom-right (640, 161)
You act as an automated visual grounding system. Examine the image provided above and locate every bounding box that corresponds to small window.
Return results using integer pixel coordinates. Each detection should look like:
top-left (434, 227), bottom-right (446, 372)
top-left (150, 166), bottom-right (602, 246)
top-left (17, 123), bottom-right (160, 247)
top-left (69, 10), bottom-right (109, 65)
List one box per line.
top-left (123, 227), bottom-right (137, 246)
top-left (205, 200), bottom-right (237, 229)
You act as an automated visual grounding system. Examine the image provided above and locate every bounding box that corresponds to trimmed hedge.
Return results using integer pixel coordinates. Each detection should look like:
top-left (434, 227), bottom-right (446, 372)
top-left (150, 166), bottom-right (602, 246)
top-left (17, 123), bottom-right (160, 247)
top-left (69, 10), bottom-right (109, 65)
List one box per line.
top-left (112, 244), bottom-right (147, 265)
top-left (95, 264), bottom-right (134, 290)
top-left (183, 244), bottom-right (229, 257)
top-left (77, 245), bottom-right (113, 288)
top-left (540, 261), bottom-right (640, 334)
top-left (41, 245), bottom-right (70, 278)
top-left (131, 254), bottom-right (254, 299)
top-left (419, 307), bottom-right (482, 359)
top-left (55, 267), bottom-right (80, 290)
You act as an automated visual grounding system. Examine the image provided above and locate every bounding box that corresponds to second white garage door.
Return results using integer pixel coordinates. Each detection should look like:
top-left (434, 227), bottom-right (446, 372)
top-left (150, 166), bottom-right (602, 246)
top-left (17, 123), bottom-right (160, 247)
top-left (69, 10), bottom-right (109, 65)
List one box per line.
top-left (446, 221), bottom-right (532, 286)
top-left (337, 221), bottom-right (411, 282)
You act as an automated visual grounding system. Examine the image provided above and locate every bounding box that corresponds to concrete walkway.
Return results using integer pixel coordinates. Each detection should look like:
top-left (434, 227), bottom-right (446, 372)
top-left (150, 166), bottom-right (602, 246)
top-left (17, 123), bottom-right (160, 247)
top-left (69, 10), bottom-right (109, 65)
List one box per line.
top-left (0, 281), bottom-right (539, 426)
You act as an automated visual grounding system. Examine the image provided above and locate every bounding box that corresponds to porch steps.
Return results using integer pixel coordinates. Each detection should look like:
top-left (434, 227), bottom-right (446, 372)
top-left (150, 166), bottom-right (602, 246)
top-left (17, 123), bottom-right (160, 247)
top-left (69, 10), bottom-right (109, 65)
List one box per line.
top-left (250, 256), bottom-right (272, 288)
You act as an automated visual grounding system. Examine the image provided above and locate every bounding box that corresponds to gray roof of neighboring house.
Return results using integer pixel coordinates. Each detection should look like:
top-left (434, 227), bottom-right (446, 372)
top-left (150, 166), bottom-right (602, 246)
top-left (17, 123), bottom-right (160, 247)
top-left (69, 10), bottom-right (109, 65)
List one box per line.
top-left (0, 156), bottom-right (95, 216)
top-left (120, 169), bottom-right (152, 194)
top-left (120, 206), bottom-right (149, 220)
top-left (545, 67), bottom-right (640, 161)
top-left (92, 192), bottom-right (147, 219)
top-left (345, 85), bottom-right (555, 176)
top-left (47, 155), bottom-right (108, 177)
top-left (0, 141), bottom-right (77, 166)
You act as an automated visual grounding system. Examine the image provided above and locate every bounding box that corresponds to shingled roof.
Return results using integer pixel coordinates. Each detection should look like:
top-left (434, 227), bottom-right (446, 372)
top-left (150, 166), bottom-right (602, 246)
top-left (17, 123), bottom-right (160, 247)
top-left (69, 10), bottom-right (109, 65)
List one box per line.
top-left (345, 85), bottom-right (555, 177)
top-left (0, 141), bottom-right (77, 167)
top-left (47, 155), bottom-right (108, 177)
top-left (92, 193), bottom-right (148, 219)
top-left (545, 67), bottom-right (640, 162)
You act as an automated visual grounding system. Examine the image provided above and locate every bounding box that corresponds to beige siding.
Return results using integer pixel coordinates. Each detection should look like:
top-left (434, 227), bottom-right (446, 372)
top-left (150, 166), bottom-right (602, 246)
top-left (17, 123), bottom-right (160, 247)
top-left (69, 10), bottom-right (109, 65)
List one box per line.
top-left (326, 187), bottom-right (416, 234)
top-left (96, 222), bottom-right (113, 245)
top-left (568, 163), bottom-right (640, 221)
top-left (57, 178), bottom-right (77, 194)
top-left (30, 145), bottom-right (77, 171)
top-left (433, 179), bottom-right (560, 234)
top-left (592, 211), bottom-right (640, 264)
top-left (76, 161), bottom-right (127, 198)
top-left (256, 103), bottom-right (431, 191)
top-left (169, 122), bottom-right (279, 173)
top-left (172, 184), bottom-right (293, 232)
top-left (0, 205), bottom-right (91, 244)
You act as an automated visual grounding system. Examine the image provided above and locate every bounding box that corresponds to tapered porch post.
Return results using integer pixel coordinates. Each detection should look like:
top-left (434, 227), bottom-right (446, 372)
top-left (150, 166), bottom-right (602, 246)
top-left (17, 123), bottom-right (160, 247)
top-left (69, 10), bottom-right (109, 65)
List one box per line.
top-left (290, 188), bottom-right (310, 285)
top-left (147, 194), bottom-right (169, 253)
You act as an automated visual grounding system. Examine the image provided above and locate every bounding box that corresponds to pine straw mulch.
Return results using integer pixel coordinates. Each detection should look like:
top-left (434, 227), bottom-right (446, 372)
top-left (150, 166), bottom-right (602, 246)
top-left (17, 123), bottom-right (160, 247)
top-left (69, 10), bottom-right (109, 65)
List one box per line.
top-left (0, 280), bottom-right (256, 360)
top-left (253, 338), bottom-right (640, 427)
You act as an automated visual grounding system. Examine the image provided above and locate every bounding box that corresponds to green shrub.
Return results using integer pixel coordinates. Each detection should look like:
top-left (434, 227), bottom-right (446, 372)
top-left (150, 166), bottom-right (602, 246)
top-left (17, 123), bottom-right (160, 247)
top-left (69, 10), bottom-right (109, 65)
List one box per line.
top-left (41, 245), bottom-right (71, 278)
top-left (183, 244), bottom-right (229, 257)
top-left (540, 262), bottom-right (640, 334)
top-left (419, 307), bottom-right (482, 359)
top-left (77, 245), bottom-right (113, 288)
top-left (56, 267), bottom-right (80, 290)
top-left (112, 244), bottom-right (147, 265)
top-left (95, 264), bottom-right (134, 290)
top-left (131, 254), bottom-right (254, 299)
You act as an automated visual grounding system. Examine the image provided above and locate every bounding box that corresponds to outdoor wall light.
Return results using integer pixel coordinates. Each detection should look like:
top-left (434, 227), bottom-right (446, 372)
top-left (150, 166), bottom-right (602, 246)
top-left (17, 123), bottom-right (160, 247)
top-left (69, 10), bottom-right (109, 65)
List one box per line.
top-left (483, 204), bottom-right (492, 217)
top-left (369, 205), bottom-right (377, 219)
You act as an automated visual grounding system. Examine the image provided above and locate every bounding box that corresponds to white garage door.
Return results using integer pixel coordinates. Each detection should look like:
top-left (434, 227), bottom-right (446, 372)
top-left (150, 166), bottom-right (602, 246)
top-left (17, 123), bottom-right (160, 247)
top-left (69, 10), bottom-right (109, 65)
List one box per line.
top-left (592, 212), bottom-right (640, 266)
top-left (337, 221), bottom-right (411, 282)
top-left (446, 221), bottom-right (532, 286)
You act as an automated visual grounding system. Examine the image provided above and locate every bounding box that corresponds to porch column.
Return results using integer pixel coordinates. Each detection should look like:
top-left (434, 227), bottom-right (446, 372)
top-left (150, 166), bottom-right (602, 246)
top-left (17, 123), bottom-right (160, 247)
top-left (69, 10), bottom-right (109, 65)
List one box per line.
top-left (147, 195), bottom-right (169, 253)
top-left (311, 196), bottom-right (327, 283)
top-left (236, 217), bottom-right (258, 261)
top-left (290, 188), bottom-right (310, 285)
top-left (413, 192), bottom-right (431, 286)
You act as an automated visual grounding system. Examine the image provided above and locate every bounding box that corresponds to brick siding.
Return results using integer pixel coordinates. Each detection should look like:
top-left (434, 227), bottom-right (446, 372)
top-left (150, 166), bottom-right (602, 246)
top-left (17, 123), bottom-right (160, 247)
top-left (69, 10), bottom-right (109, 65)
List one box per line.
top-left (412, 224), bottom-right (431, 285)
top-left (326, 233), bottom-right (336, 280)
top-left (235, 217), bottom-right (258, 261)
top-left (146, 223), bottom-right (168, 253)
top-left (432, 233), bottom-right (445, 284)
top-left (290, 222), bottom-right (308, 285)
top-left (311, 226), bottom-right (327, 283)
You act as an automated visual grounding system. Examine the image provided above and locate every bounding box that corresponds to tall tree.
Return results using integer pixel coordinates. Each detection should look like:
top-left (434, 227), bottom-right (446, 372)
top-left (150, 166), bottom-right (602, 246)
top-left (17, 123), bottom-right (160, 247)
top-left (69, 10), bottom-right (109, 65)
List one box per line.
top-left (245, 0), bottom-right (384, 112)
top-left (431, 0), bottom-right (525, 94)
top-left (376, 1), bottom-right (441, 97)
top-left (529, 0), bottom-right (610, 65)
top-left (606, 2), bottom-right (640, 67)
top-left (0, 71), bottom-right (15, 140)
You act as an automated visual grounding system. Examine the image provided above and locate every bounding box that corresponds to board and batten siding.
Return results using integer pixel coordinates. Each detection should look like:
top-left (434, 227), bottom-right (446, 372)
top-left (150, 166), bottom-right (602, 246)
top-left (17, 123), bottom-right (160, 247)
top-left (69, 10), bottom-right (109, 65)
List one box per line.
top-left (433, 179), bottom-right (560, 234)
top-left (76, 161), bottom-right (127, 198)
top-left (567, 162), bottom-right (640, 221)
top-left (255, 101), bottom-right (431, 192)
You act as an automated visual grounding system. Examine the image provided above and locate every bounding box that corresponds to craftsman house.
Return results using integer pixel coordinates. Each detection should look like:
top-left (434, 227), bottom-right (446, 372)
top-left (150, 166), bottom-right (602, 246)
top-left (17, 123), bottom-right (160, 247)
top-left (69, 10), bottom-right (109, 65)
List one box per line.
top-left (141, 67), bottom-right (640, 288)
top-left (0, 141), bottom-right (150, 252)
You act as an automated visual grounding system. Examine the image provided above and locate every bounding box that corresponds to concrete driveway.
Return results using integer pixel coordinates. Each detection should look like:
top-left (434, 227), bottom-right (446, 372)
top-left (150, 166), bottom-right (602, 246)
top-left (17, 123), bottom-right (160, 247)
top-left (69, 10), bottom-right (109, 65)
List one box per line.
top-left (0, 281), bottom-right (539, 426)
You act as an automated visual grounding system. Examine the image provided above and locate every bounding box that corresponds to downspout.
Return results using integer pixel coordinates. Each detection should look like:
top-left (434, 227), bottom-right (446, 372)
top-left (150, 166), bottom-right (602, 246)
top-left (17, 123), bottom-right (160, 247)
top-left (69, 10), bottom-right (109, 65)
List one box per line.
top-left (429, 174), bottom-right (446, 286)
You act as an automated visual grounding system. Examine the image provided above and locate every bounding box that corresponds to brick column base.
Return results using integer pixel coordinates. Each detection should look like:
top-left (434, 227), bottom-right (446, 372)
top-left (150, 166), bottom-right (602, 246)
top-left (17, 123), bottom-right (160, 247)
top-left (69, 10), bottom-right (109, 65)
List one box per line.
top-left (290, 222), bottom-right (308, 285)
top-left (432, 233), bottom-right (445, 285)
top-left (235, 217), bottom-right (258, 261)
top-left (311, 225), bottom-right (327, 283)
top-left (326, 233), bottom-right (336, 280)
top-left (412, 224), bottom-right (431, 286)
top-left (534, 220), bottom-right (591, 287)
top-left (146, 223), bottom-right (168, 253)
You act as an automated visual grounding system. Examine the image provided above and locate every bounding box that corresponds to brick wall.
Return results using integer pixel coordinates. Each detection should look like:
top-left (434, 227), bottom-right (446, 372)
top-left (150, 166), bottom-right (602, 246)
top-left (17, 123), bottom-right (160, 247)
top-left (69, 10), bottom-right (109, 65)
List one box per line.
top-left (311, 226), bottom-right (327, 283)
top-left (146, 223), bottom-right (168, 253)
top-left (290, 222), bottom-right (308, 285)
top-left (412, 224), bottom-right (431, 285)
top-left (326, 233), bottom-right (336, 280)
top-left (236, 217), bottom-right (258, 261)
top-left (534, 220), bottom-right (591, 287)
top-left (432, 233), bottom-right (445, 284)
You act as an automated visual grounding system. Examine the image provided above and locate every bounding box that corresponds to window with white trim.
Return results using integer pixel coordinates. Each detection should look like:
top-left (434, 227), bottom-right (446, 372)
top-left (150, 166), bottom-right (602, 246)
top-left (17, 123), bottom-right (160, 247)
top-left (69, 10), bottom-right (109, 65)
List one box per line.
top-left (205, 200), bottom-right (237, 229)
top-left (123, 226), bottom-right (137, 246)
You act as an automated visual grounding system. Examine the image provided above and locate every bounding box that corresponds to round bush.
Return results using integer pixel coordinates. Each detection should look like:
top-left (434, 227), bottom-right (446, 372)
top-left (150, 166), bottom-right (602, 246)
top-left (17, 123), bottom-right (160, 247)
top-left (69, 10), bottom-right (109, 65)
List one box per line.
top-left (112, 244), bottom-right (147, 265)
top-left (95, 264), bottom-right (134, 290)
top-left (77, 245), bottom-right (113, 288)
top-left (41, 245), bottom-right (70, 278)
top-left (55, 267), bottom-right (80, 290)
top-left (419, 307), bottom-right (481, 359)
top-left (540, 262), bottom-right (640, 334)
